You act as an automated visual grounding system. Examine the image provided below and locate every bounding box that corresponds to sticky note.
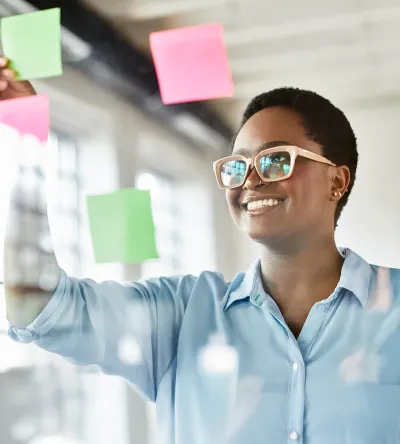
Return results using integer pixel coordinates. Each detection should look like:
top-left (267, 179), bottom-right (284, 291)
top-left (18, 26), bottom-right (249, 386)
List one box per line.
top-left (150, 24), bottom-right (233, 104)
top-left (1, 8), bottom-right (62, 81)
top-left (0, 95), bottom-right (49, 142)
top-left (87, 188), bottom-right (158, 264)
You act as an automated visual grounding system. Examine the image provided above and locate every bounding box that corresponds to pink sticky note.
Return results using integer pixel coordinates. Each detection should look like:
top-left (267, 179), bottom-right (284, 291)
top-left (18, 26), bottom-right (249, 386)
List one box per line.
top-left (150, 24), bottom-right (234, 104)
top-left (0, 95), bottom-right (49, 142)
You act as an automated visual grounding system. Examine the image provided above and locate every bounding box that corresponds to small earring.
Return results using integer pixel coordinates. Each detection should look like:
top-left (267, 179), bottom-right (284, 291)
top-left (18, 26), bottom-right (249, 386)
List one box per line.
top-left (339, 191), bottom-right (342, 198)
top-left (333, 191), bottom-right (338, 197)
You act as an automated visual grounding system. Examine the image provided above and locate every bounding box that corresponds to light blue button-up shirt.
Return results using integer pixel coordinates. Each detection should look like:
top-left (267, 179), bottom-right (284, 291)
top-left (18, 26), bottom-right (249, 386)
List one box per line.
top-left (9, 249), bottom-right (400, 444)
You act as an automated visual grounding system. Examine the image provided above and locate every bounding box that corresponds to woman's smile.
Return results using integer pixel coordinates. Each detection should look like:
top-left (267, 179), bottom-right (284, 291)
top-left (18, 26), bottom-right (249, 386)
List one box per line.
top-left (242, 197), bottom-right (287, 216)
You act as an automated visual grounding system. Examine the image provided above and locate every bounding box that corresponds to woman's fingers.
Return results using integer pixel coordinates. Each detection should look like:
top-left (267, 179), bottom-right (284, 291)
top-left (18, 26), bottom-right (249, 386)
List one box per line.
top-left (0, 56), bottom-right (8, 68)
top-left (0, 58), bottom-right (16, 91)
top-left (0, 58), bottom-right (36, 98)
top-left (1, 68), bottom-right (15, 80)
top-left (0, 79), bottom-right (8, 91)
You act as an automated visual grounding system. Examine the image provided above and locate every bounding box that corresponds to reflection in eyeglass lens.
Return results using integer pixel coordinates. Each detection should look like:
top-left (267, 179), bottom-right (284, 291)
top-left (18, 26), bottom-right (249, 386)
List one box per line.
top-left (221, 160), bottom-right (246, 187)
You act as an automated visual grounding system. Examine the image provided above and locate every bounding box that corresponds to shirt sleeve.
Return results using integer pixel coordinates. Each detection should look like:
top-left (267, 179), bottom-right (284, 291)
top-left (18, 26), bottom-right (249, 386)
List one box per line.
top-left (8, 268), bottom-right (196, 401)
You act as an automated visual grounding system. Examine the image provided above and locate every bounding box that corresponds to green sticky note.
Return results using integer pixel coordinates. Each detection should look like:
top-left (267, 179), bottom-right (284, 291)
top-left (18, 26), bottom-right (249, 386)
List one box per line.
top-left (87, 188), bottom-right (159, 264)
top-left (1, 8), bottom-right (62, 81)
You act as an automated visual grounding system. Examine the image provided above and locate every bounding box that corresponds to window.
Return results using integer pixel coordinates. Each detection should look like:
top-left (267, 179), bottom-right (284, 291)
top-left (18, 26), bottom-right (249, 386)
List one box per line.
top-left (135, 168), bottom-right (215, 444)
top-left (136, 170), bottom-right (185, 444)
top-left (47, 131), bottom-right (82, 276)
top-left (0, 129), bottom-right (82, 325)
top-left (136, 170), bottom-right (183, 277)
top-left (0, 128), bottom-right (87, 444)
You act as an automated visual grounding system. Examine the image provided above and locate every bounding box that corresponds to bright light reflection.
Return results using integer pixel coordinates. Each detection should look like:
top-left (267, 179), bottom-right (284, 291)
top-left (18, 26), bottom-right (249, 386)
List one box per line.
top-left (117, 336), bottom-right (143, 365)
top-left (198, 333), bottom-right (238, 374)
top-left (28, 435), bottom-right (81, 444)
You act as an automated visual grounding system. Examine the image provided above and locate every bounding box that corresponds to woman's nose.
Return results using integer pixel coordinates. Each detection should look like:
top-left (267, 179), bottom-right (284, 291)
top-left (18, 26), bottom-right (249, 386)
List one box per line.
top-left (243, 166), bottom-right (263, 190)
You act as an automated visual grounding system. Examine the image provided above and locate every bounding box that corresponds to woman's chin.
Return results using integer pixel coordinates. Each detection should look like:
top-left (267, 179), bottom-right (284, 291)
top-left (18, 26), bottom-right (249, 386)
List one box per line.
top-left (244, 225), bottom-right (283, 244)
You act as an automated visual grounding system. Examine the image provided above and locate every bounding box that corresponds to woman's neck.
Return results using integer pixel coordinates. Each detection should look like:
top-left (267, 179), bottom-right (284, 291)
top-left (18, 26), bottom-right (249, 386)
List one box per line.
top-left (260, 235), bottom-right (344, 320)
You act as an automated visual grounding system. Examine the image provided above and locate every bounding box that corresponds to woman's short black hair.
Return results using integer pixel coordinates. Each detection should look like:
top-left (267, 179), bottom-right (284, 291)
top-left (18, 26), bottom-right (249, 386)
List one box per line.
top-left (235, 87), bottom-right (358, 225)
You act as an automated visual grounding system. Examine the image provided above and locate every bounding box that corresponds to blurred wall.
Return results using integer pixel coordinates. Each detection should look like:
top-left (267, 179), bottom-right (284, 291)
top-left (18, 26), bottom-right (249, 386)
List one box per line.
top-left (336, 101), bottom-right (400, 268)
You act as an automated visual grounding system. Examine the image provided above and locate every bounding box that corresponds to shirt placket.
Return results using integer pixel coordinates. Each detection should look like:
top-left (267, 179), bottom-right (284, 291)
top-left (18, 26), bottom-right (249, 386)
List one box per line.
top-left (263, 299), bottom-right (331, 444)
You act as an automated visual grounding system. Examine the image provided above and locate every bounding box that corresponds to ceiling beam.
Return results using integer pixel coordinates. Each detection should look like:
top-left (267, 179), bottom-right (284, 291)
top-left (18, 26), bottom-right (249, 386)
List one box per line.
top-left (232, 62), bottom-right (400, 100)
top-left (229, 84), bottom-right (400, 111)
top-left (99, 0), bottom-right (239, 20)
top-left (229, 39), bottom-right (400, 76)
top-left (224, 6), bottom-right (400, 46)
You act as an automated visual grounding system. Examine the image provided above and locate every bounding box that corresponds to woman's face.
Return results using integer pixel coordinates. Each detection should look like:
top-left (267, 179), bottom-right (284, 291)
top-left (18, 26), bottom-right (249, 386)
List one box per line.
top-left (226, 106), bottom-right (343, 247)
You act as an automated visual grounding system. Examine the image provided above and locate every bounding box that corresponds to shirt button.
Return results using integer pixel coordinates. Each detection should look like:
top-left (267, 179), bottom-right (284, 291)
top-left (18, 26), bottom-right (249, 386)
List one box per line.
top-left (318, 305), bottom-right (327, 312)
top-left (289, 431), bottom-right (299, 440)
top-left (292, 362), bottom-right (298, 372)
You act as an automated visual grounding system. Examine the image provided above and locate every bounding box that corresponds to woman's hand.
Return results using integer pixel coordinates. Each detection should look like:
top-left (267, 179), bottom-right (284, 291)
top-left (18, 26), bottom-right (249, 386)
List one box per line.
top-left (0, 56), bottom-right (36, 100)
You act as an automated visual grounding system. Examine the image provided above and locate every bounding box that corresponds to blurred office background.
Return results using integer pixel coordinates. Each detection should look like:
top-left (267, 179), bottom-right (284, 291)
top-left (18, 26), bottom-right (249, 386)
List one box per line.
top-left (0, 0), bottom-right (400, 443)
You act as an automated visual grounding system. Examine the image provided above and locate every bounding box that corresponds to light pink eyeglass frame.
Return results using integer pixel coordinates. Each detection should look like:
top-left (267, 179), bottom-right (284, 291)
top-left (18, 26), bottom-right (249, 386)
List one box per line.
top-left (213, 145), bottom-right (336, 189)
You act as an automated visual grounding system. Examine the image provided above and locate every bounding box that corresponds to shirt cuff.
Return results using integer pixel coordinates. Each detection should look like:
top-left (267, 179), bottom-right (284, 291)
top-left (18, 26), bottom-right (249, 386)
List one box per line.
top-left (8, 269), bottom-right (69, 343)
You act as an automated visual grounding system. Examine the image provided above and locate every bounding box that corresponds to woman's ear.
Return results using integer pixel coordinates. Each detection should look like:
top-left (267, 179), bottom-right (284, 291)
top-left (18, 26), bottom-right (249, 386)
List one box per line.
top-left (330, 165), bottom-right (350, 198)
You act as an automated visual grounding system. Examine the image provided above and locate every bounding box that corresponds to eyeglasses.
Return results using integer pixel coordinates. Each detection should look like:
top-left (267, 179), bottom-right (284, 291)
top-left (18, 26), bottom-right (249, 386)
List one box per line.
top-left (213, 145), bottom-right (336, 189)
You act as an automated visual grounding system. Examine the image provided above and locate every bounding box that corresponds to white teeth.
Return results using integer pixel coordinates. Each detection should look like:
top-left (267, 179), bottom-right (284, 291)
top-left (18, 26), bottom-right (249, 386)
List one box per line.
top-left (247, 199), bottom-right (282, 211)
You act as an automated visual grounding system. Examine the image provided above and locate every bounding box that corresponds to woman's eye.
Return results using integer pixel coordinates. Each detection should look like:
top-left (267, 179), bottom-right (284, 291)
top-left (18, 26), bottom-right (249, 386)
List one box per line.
top-left (271, 154), bottom-right (286, 163)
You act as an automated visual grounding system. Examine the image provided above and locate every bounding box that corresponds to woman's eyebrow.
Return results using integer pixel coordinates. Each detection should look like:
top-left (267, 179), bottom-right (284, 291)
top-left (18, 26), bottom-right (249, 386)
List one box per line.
top-left (233, 141), bottom-right (290, 156)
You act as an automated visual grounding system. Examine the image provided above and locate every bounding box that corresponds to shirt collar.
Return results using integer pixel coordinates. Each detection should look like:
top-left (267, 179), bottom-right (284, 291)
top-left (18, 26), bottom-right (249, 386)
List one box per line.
top-left (223, 248), bottom-right (372, 311)
top-left (223, 259), bottom-right (263, 311)
top-left (336, 248), bottom-right (372, 307)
